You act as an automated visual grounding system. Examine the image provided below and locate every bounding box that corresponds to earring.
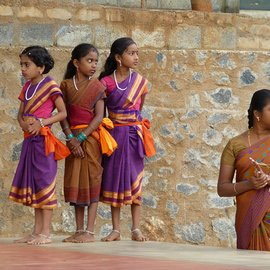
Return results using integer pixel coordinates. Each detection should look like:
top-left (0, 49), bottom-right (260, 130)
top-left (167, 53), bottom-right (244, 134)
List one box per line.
top-left (118, 60), bottom-right (122, 67)
top-left (257, 117), bottom-right (260, 122)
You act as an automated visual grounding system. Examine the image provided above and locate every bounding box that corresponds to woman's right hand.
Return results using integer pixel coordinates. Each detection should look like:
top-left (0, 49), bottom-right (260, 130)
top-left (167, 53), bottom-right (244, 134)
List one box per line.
top-left (67, 138), bottom-right (84, 158)
top-left (248, 172), bottom-right (269, 190)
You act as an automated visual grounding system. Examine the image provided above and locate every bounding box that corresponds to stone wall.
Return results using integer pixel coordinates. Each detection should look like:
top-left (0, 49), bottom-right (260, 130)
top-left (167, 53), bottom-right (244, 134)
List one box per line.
top-left (1, 1), bottom-right (270, 248)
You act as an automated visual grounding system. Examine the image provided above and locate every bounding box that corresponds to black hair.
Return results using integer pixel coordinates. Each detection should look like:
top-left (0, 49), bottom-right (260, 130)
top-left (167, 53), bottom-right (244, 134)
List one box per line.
top-left (20, 46), bottom-right (54, 74)
top-left (99, 37), bottom-right (136, 80)
top-left (64, 43), bottom-right (99, 79)
top-left (248, 89), bottom-right (270, 128)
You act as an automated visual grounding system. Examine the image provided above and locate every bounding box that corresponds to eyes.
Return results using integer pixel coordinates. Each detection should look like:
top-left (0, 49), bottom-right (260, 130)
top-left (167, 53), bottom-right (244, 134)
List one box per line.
top-left (127, 51), bottom-right (139, 56)
top-left (20, 62), bottom-right (31, 68)
top-left (87, 58), bottom-right (98, 64)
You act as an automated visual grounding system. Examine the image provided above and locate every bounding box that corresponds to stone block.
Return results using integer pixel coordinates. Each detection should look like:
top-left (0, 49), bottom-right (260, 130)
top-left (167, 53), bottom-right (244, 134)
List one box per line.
top-left (46, 8), bottom-right (72, 20)
top-left (56, 25), bottom-right (93, 47)
top-left (132, 28), bottom-right (165, 48)
top-left (0, 5), bottom-right (13, 16)
top-left (118, 0), bottom-right (141, 8)
top-left (169, 26), bottom-right (201, 49)
top-left (94, 25), bottom-right (127, 48)
top-left (176, 183), bottom-right (199, 195)
top-left (0, 24), bottom-right (13, 45)
top-left (203, 27), bottom-right (236, 49)
top-left (17, 6), bottom-right (43, 18)
top-left (20, 24), bottom-right (53, 46)
top-left (77, 9), bottom-right (101, 21)
top-left (160, 0), bottom-right (191, 9)
top-left (146, 0), bottom-right (159, 9)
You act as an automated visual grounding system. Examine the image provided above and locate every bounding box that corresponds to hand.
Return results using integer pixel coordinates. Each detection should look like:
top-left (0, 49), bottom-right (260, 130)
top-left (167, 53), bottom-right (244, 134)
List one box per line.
top-left (67, 137), bottom-right (81, 151)
top-left (248, 172), bottom-right (268, 190)
top-left (72, 145), bottom-right (84, 158)
top-left (28, 120), bottom-right (41, 136)
top-left (67, 138), bottom-right (84, 158)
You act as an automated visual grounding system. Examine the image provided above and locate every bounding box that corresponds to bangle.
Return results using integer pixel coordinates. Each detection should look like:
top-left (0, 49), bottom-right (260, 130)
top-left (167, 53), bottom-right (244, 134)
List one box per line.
top-left (233, 183), bottom-right (239, 195)
top-left (77, 132), bottom-right (87, 142)
top-left (38, 118), bottom-right (44, 128)
top-left (62, 126), bottom-right (69, 132)
top-left (66, 133), bottom-right (75, 140)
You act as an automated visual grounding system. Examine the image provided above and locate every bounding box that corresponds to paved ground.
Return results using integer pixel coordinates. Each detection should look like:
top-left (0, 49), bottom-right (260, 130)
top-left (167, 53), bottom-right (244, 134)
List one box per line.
top-left (0, 237), bottom-right (269, 269)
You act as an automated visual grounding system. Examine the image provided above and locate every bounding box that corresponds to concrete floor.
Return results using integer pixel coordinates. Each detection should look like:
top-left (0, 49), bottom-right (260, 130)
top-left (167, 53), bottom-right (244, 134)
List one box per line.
top-left (0, 237), bottom-right (269, 270)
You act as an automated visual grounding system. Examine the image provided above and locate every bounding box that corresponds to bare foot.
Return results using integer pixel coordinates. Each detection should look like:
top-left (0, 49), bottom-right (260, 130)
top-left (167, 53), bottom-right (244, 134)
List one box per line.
top-left (62, 230), bottom-right (84, 242)
top-left (101, 230), bottom-right (121, 242)
top-left (14, 234), bottom-right (36, 243)
top-left (72, 231), bottom-right (95, 243)
top-left (27, 234), bottom-right (52, 245)
top-left (131, 229), bottom-right (147, 242)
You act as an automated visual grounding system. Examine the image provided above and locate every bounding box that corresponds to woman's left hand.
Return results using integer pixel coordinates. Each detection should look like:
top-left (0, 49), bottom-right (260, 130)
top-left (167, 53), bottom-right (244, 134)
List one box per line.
top-left (28, 119), bottom-right (41, 136)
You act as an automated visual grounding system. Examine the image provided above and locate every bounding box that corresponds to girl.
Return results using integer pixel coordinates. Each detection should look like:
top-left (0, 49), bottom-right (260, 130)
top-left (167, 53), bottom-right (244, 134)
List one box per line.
top-left (60, 43), bottom-right (112, 243)
top-left (9, 46), bottom-right (70, 245)
top-left (218, 89), bottom-right (270, 251)
top-left (99, 37), bottom-right (155, 242)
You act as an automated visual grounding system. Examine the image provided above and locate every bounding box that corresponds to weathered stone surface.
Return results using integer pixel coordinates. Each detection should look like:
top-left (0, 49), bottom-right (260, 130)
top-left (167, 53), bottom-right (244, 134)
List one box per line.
top-left (160, 0), bottom-right (191, 9)
top-left (240, 68), bottom-right (257, 86)
top-left (202, 128), bottom-right (223, 146)
top-left (20, 24), bottom-right (53, 46)
top-left (175, 222), bottom-right (206, 244)
top-left (77, 9), bottom-right (101, 21)
top-left (11, 142), bottom-right (22, 162)
top-left (208, 113), bottom-right (231, 126)
top-left (132, 29), bottom-right (165, 48)
top-left (166, 200), bottom-right (179, 217)
top-left (0, 24), bottom-right (13, 45)
top-left (56, 25), bottom-right (93, 47)
top-left (176, 183), bottom-right (199, 195)
top-left (143, 194), bottom-right (158, 208)
top-left (212, 218), bottom-right (236, 241)
top-left (118, 0), bottom-right (141, 8)
top-left (17, 7), bottom-right (43, 18)
top-left (169, 26), bottom-right (201, 49)
top-left (207, 193), bottom-right (234, 209)
top-left (0, 5), bottom-right (13, 16)
top-left (204, 27), bottom-right (236, 49)
top-left (47, 8), bottom-right (72, 20)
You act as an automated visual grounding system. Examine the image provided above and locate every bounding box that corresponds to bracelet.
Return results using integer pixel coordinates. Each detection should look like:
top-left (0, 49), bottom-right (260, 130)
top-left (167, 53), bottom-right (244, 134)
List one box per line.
top-left (77, 132), bottom-right (87, 143)
top-left (233, 183), bottom-right (239, 195)
top-left (38, 118), bottom-right (44, 128)
top-left (66, 133), bottom-right (75, 140)
top-left (62, 126), bottom-right (69, 132)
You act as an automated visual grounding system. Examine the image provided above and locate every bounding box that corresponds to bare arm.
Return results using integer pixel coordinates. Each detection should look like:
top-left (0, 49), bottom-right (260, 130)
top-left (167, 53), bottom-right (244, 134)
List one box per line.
top-left (140, 94), bottom-right (146, 111)
top-left (218, 163), bottom-right (269, 197)
top-left (217, 164), bottom-right (252, 197)
top-left (83, 99), bottom-right (104, 136)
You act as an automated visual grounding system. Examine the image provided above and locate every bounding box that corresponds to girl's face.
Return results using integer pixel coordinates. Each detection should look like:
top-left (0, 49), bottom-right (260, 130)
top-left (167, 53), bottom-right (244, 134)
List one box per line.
top-left (118, 43), bottom-right (139, 69)
top-left (20, 54), bottom-right (44, 81)
top-left (74, 50), bottom-right (98, 78)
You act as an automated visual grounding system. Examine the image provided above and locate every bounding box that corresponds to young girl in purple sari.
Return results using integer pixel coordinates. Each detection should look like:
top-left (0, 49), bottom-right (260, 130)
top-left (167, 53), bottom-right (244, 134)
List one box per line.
top-left (9, 46), bottom-right (69, 245)
top-left (99, 37), bottom-right (155, 242)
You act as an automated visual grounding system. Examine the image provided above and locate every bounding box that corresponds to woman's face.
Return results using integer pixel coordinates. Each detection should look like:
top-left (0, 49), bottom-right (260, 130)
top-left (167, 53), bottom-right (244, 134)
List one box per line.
top-left (258, 103), bottom-right (270, 128)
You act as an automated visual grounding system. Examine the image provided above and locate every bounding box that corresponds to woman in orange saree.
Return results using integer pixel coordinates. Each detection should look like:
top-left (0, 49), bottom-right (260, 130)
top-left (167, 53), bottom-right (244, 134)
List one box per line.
top-left (218, 89), bottom-right (270, 251)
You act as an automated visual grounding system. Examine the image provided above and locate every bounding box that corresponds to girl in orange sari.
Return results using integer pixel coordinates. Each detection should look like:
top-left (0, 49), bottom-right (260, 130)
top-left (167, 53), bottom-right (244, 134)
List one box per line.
top-left (60, 44), bottom-right (112, 243)
top-left (218, 89), bottom-right (270, 251)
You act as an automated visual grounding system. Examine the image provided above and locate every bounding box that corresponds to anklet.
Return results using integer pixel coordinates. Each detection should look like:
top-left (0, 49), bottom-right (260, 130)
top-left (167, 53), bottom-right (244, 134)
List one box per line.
top-left (85, 230), bottom-right (95, 235)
